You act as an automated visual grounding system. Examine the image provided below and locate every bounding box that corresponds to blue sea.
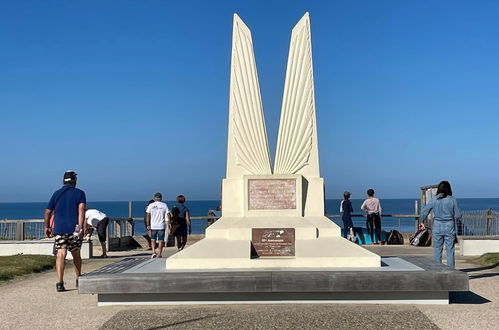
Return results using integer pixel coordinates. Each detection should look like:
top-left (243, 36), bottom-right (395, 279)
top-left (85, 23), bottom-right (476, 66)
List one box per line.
top-left (1, 198), bottom-right (498, 235)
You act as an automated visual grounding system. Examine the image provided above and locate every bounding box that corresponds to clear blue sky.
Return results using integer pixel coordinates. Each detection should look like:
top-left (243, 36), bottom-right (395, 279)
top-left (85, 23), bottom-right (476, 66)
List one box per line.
top-left (1, 0), bottom-right (498, 202)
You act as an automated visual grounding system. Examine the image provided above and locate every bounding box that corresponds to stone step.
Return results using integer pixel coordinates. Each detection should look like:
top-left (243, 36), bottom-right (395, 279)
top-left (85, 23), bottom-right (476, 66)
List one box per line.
top-left (205, 216), bottom-right (341, 240)
top-left (166, 237), bottom-right (380, 270)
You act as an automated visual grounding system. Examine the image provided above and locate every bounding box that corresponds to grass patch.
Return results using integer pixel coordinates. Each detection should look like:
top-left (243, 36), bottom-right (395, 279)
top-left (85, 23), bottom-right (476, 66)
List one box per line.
top-left (472, 253), bottom-right (499, 268)
top-left (0, 255), bottom-right (56, 281)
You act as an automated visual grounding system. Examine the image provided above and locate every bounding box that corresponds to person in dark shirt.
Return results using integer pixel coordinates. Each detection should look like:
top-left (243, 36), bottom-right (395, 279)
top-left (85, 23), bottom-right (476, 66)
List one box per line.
top-left (340, 191), bottom-right (354, 240)
top-left (44, 171), bottom-right (86, 292)
top-left (172, 195), bottom-right (191, 250)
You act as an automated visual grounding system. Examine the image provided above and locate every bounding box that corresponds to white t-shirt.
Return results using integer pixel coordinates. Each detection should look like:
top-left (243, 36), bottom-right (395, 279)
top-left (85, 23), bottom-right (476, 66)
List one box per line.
top-left (145, 201), bottom-right (169, 230)
top-left (85, 209), bottom-right (107, 228)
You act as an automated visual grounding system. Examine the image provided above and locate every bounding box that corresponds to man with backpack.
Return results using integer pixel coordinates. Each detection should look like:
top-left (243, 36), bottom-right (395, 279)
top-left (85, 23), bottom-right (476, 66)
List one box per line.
top-left (44, 170), bottom-right (86, 292)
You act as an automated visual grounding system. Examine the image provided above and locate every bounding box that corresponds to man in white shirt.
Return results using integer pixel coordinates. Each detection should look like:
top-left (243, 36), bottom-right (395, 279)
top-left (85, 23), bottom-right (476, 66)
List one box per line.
top-left (145, 192), bottom-right (170, 258)
top-left (84, 209), bottom-right (110, 258)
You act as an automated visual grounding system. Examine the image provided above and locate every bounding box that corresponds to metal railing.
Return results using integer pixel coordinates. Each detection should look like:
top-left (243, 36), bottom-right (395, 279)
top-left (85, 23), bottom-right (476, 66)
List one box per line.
top-left (0, 219), bottom-right (47, 240)
top-left (459, 209), bottom-right (498, 236)
top-left (0, 216), bottom-right (220, 240)
top-left (326, 213), bottom-right (419, 233)
top-left (1, 210), bottom-right (497, 240)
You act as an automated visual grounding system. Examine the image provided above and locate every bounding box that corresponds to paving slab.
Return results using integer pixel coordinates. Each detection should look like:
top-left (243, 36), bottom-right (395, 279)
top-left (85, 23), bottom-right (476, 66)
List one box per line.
top-left (100, 305), bottom-right (439, 330)
top-left (0, 245), bottom-right (497, 330)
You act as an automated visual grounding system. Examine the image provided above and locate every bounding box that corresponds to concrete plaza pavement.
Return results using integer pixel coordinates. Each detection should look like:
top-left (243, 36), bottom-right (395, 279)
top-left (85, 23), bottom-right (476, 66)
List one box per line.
top-left (0, 243), bottom-right (497, 329)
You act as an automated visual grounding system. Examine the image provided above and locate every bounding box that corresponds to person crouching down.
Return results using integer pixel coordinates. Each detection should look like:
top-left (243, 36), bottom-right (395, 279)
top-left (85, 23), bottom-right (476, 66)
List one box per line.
top-left (145, 192), bottom-right (170, 258)
top-left (84, 209), bottom-right (109, 258)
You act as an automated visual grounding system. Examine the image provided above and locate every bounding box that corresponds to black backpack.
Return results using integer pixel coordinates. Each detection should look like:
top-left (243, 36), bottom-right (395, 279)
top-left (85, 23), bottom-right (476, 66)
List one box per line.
top-left (170, 206), bottom-right (180, 226)
top-left (386, 230), bottom-right (404, 245)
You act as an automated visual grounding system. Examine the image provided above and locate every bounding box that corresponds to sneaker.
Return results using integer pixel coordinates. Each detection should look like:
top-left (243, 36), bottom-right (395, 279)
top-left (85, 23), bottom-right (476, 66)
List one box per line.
top-left (100, 254), bottom-right (108, 258)
top-left (56, 282), bottom-right (66, 292)
top-left (151, 253), bottom-right (157, 259)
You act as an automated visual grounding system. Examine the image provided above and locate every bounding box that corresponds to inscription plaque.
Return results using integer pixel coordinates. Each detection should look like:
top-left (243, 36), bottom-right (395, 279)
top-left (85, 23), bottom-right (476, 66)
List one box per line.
top-left (248, 179), bottom-right (296, 210)
top-left (251, 228), bottom-right (295, 257)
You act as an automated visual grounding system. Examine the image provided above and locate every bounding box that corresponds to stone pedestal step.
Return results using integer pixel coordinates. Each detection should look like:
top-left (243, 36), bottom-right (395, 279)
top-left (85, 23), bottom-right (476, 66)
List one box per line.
top-left (166, 237), bottom-right (380, 270)
top-left (206, 216), bottom-right (341, 240)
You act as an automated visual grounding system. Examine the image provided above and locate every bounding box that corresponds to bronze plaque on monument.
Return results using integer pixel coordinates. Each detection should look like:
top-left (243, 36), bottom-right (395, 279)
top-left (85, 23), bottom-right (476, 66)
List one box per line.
top-left (251, 228), bottom-right (295, 257)
top-left (248, 179), bottom-right (296, 210)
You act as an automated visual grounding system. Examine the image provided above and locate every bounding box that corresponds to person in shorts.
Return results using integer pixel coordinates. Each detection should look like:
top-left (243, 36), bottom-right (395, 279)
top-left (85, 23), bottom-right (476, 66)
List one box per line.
top-left (44, 170), bottom-right (86, 292)
top-left (84, 209), bottom-right (109, 258)
top-left (145, 192), bottom-right (170, 258)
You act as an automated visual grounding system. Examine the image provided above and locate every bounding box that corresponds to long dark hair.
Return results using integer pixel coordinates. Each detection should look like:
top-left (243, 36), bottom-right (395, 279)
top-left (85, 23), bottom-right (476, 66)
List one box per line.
top-left (436, 181), bottom-right (452, 198)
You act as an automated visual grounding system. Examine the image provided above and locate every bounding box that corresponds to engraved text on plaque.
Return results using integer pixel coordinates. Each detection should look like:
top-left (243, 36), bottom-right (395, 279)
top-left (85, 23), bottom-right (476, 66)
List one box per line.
top-left (251, 228), bottom-right (295, 257)
top-left (248, 179), bottom-right (296, 210)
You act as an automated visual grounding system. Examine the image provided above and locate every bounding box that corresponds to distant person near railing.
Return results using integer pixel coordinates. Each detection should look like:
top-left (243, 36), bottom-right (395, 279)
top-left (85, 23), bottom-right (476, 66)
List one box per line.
top-left (340, 191), bottom-right (355, 241)
top-left (361, 189), bottom-right (383, 245)
top-left (43, 170), bottom-right (86, 292)
top-left (145, 192), bottom-right (170, 258)
top-left (84, 209), bottom-right (109, 258)
top-left (170, 195), bottom-right (191, 251)
top-left (144, 199), bottom-right (154, 249)
top-left (207, 205), bottom-right (221, 226)
top-left (419, 181), bottom-right (462, 269)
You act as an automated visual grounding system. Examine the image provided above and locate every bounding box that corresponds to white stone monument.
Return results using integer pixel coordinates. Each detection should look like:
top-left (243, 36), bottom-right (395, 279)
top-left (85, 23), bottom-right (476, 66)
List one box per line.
top-left (167, 13), bottom-right (380, 269)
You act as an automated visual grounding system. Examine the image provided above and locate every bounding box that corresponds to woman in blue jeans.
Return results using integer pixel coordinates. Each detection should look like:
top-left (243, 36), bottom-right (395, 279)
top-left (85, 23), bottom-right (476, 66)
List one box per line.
top-left (419, 181), bottom-right (462, 268)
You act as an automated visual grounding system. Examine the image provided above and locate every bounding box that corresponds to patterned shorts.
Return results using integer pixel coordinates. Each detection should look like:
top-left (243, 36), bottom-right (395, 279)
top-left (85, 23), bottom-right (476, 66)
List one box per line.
top-left (54, 234), bottom-right (82, 252)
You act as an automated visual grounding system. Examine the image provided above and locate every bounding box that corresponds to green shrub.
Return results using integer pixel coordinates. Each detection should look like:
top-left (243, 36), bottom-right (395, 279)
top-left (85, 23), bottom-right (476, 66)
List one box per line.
top-left (0, 255), bottom-right (56, 281)
top-left (472, 253), bottom-right (499, 268)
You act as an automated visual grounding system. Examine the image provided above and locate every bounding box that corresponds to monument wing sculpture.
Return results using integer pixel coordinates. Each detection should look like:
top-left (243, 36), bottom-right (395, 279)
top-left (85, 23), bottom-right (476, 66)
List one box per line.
top-left (226, 14), bottom-right (272, 177)
top-left (274, 13), bottom-right (317, 175)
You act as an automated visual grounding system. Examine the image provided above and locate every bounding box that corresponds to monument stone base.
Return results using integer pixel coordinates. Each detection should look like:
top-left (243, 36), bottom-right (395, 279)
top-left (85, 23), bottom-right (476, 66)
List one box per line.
top-left (166, 216), bottom-right (380, 269)
top-left (79, 256), bottom-right (469, 306)
top-left (166, 174), bottom-right (381, 270)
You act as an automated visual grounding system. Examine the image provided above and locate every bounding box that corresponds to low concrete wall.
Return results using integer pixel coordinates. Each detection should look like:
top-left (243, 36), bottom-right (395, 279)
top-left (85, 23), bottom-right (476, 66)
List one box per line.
top-left (460, 237), bottom-right (499, 256)
top-left (108, 236), bottom-right (142, 250)
top-left (0, 239), bottom-right (93, 259)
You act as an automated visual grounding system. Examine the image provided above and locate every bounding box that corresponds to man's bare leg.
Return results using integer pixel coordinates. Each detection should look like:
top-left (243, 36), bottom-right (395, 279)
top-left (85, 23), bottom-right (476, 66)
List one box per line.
top-left (56, 248), bottom-right (67, 283)
top-left (100, 242), bottom-right (107, 257)
top-left (70, 249), bottom-right (82, 278)
top-left (151, 239), bottom-right (157, 257)
top-left (157, 241), bottom-right (164, 257)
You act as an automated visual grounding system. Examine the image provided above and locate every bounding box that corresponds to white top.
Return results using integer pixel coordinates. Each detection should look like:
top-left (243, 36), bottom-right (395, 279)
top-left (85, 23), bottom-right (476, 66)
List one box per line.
top-left (360, 197), bottom-right (382, 215)
top-left (146, 201), bottom-right (170, 230)
top-left (85, 209), bottom-right (107, 227)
